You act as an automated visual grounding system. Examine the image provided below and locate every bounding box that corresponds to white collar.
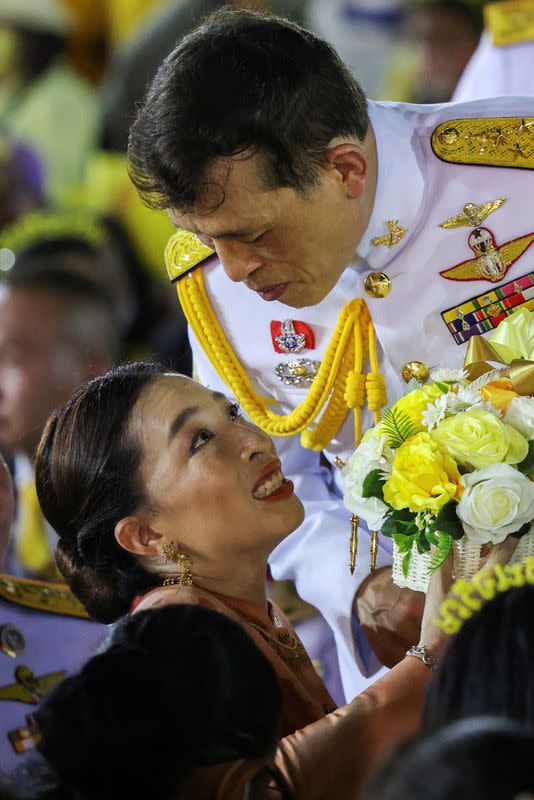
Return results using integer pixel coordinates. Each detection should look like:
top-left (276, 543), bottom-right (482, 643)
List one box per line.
top-left (355, 100), bottom-right (425, 271)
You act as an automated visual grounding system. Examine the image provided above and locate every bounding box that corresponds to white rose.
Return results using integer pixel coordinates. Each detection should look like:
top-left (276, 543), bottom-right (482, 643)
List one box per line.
top-left (504, 396), bottom-right (534, 440)
top-left (457, 463), bottom-right (534, 545)
top-left (341, 436), bottom-right (392, 529)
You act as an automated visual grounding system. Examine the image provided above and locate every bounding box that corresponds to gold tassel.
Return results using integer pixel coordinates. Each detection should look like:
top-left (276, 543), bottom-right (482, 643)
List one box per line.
top-left (370, 530), bottom-right (379, 572)
top-left (350, 514), bottom-right (359, 575)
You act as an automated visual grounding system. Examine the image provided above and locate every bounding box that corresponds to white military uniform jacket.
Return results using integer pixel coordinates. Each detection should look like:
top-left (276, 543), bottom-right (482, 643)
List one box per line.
top-left (188, 95), bottom-right (534, 700)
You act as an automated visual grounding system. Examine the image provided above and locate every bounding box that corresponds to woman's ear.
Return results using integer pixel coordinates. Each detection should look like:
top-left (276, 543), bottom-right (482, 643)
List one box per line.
top-left (114, 516), bottom-right (162, 556)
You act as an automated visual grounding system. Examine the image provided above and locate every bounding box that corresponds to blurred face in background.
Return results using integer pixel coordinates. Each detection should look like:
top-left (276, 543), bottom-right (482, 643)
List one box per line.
top-left (0, 287), bottom-right (96, 458)
top-left (407, 4), bottom-right (480, 103)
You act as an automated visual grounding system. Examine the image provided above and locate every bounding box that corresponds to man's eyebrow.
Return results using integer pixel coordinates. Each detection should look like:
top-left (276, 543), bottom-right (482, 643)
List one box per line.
top-left (211, 391), bottom-right (225, 401)
top-left (168, 406), bottom-right (200, 444)
top-left (204, 228), bottom-right (256, 240)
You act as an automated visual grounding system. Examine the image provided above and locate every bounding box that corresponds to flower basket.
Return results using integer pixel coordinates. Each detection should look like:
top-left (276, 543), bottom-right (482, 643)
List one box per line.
top-left (392, 525), bottom-right (534, 593)
top-left (341, 308), bottom-right (534, 594)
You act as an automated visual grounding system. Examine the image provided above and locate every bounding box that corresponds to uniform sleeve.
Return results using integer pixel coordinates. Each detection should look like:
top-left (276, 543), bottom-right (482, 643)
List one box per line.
top-left (190, 329), bottom-right (393, 702)
top-left (274, 656), bottom-right (431, 800)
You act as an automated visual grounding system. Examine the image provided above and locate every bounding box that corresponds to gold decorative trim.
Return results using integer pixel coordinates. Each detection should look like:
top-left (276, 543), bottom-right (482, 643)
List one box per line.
top-left (0, 574), bottom-right (90, 619)
top-left (165, 230), bottom-right (215, 282)
top-left (432, 117), bottom-right (534, 169)
top-left (485, 0), bottom-right (534, 47)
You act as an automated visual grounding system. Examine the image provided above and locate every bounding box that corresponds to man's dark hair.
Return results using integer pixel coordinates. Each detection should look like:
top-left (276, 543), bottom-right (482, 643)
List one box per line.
top-left (128, 6), bottom-right (369, 211)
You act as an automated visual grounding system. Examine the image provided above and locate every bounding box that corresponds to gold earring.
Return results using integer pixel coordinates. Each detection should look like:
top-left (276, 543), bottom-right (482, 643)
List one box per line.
top-left (161, 542), bottom-right (193, 587)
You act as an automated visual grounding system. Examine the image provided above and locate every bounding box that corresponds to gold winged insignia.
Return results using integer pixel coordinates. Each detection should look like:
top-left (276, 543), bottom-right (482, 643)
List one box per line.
top-left (0, 574), bottom-right (90, 618)
top-left (440, 198), bottom-right (506, 229)
top-left (0, 665), bottom-right (65, 704)
top-left (440, 231), bottom-right (534, 282)
top-left (165, 230), bottom-right (215, 282)
top-left (371, 219), bottom-right (407, 248)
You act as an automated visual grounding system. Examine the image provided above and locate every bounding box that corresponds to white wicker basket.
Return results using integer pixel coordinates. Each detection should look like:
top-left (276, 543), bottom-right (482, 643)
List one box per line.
top-left (392, 527), bottom-right (534, 593)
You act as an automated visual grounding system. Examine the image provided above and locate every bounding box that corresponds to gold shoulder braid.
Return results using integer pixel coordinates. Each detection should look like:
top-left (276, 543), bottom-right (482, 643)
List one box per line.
top-left (432, 117), bottom-right (534, 169)
top-left (0, 573), bottom-right (90, 619)
top-left (434, 557), bottom-right (534, 635)
top-left (165, 230), bottom-right (388, 572)
top-left (485, 0), bottom-right (534, 47)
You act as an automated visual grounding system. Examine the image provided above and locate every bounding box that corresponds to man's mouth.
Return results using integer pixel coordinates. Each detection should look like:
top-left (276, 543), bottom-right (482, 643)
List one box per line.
top-left (252, 460), bottom-right (294, 502)
top-left (255, 283), bottom-right (289, 302)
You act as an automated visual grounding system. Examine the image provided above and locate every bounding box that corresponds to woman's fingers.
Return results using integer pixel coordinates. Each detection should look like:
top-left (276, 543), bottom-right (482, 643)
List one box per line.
top-left (483, 536), bottom-right (519, 572)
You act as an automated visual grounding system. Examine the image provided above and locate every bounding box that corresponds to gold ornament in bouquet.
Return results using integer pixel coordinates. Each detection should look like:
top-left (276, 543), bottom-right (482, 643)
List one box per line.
top-left (341, 308), bottom-right (534, 592)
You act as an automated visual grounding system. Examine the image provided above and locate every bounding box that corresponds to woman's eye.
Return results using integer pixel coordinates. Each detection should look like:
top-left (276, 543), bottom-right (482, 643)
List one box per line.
top-left (190, 429), bottom-right (213, 454)
top-left (229, 402), bottom-right (242, 420)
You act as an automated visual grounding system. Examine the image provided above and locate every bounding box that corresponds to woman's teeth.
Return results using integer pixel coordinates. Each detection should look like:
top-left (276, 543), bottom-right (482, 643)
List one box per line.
top-left (253, 469), bottom-right (285, 499)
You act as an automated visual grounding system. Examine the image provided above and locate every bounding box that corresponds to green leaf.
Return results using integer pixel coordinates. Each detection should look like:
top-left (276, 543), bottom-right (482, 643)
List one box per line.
top-left (392, 531), bottom-right (417, 553)
top-left (434, 501), bottom-right (456, 525)
top-left (518, 441), bottom-right (534, 475)
top-left (416, 532), bottom-right (431, 554)
top-left (380, 407), bottom-right (418, 449)
top-left (381, 508), bottom-right (417, 538)
top-left (402, 550), bottom-right (412, 578)
top-left (434, 381), bottom-right (450, 394)
top-left (425, 528), bottom-right (439, 546)
top-left (429, 533), bottom-right (453, 574)
top-left (511, 522), bottom-right (532, 539)
top-left (361, 469), bottom-right (385, 500)
top-left (434, 501), bottom-right (463, 540)
top-left (380, 515), bottom-right (396, 538)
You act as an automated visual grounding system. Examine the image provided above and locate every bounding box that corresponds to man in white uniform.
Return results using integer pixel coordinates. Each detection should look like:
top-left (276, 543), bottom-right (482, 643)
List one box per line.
top-left (128, 7), bottom-right (534, 700)
top-left (453, 0), bottom-right (534, 101)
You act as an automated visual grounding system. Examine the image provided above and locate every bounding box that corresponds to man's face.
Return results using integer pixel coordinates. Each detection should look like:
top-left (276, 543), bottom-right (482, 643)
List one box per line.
top-left (0, 288), bottom-right (86, 458)
top-left (170, 154), bottom-right (363, 308)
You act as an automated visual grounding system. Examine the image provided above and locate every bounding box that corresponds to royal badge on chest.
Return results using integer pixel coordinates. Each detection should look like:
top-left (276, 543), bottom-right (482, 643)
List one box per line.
top-left (270, 319), bottom-right (315, 354)
top-left (439, 199), bottom-right (534, 283)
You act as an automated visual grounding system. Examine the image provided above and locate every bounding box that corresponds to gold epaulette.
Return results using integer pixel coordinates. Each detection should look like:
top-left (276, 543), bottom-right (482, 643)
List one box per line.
top-left (432, 117), bottom-right (534, 169)
top-left (485, 0), bottom-right (534, 47)
top-left (0, 574), bottom-right (90, 619)
top-left (165, 230), bottom-right (216, 282)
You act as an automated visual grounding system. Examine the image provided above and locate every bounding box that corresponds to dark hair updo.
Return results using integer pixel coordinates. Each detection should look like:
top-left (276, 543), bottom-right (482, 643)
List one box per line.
top-left (36, 605), bottom-right (283, 800)
top-left (35, 362), bottom-right (166, 622)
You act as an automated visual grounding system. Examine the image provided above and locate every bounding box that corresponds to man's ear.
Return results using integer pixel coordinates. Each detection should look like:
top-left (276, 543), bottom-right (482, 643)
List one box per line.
top-left (325, 143), bottom-right (368, 199)
top-left (114, 516), bottom-right (162, 556)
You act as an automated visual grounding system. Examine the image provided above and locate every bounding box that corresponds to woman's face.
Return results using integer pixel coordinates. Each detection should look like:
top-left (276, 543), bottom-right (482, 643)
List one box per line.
top-left (131, 375), bottom-right (304, 565)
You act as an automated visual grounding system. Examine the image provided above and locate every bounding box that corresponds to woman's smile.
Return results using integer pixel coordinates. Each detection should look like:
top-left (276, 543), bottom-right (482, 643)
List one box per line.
top-left (252, 458), bottom-right (295, 502)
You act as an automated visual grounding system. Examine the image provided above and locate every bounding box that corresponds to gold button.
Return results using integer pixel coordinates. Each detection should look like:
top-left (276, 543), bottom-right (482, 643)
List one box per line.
top-left (401, 361), bottom-right (429, 384)
top-left (364, 272), bottom-right (391, 298)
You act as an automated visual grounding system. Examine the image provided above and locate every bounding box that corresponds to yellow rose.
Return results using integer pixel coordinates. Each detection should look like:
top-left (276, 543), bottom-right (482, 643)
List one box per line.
top-left (383, 432), bottom-right (463, 513)
top-left (431, 408), bottom-right (528, 470)
top-left (370, 385), bottom-right (444, 439)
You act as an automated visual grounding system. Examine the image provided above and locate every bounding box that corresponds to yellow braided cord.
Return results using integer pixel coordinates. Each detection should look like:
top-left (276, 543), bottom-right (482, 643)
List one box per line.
top-left (367, 322), bottom-right (387, 423)
top-left (177, 268), bottom-right (387, 447)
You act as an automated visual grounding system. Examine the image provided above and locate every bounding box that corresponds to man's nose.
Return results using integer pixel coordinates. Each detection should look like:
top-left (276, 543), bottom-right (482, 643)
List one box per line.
top-left (215, 240), bottom-right (264, 283)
